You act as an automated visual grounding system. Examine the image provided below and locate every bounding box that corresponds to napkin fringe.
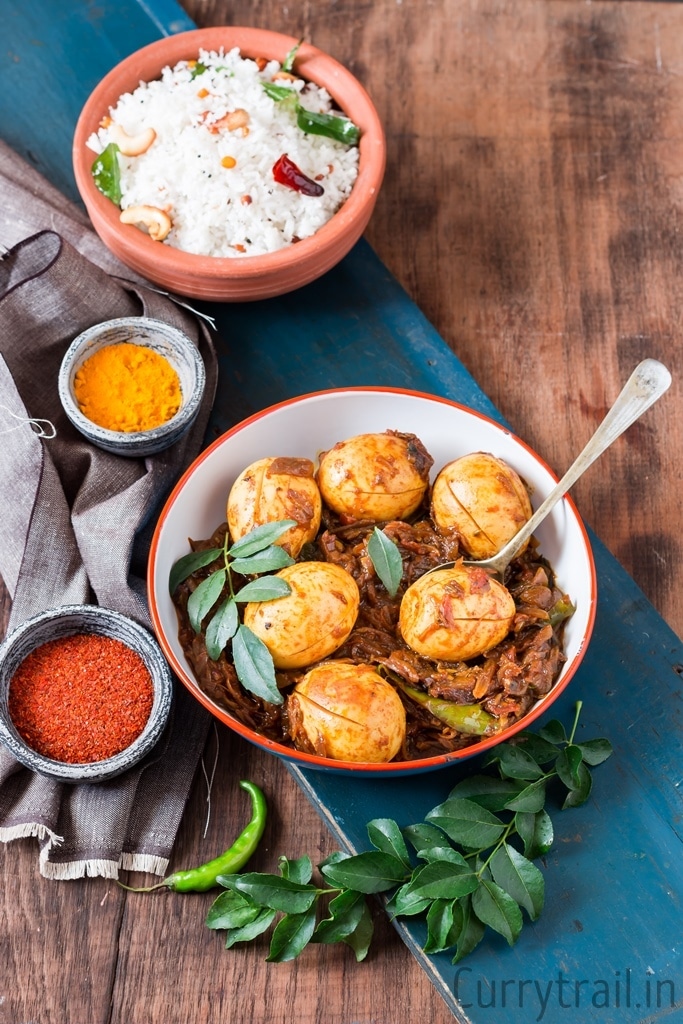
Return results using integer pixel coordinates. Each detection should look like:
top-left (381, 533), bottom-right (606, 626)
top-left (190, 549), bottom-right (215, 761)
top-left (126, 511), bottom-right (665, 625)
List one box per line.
top-left (120, 851), bottom-right (169, 876)
top-left (0, 821), bottom-right (63, 847)
top-left (40, 856), bottom-right (121, 881)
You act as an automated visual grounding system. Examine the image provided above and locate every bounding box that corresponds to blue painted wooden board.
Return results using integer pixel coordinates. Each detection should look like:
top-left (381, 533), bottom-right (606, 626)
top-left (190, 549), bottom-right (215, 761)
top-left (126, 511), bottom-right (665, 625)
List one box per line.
top-left (2, 3), bottom-right (682, 1022)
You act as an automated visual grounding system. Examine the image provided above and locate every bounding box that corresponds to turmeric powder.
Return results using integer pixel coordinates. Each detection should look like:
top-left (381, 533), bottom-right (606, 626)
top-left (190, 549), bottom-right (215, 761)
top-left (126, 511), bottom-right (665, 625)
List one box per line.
top-left (73, 342), bottom-right (181, 433)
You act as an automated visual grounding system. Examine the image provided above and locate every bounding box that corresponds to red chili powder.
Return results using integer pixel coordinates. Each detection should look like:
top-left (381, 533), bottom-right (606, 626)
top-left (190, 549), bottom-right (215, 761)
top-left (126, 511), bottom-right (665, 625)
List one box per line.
top-left (8, 633), bottom-right (154, 764)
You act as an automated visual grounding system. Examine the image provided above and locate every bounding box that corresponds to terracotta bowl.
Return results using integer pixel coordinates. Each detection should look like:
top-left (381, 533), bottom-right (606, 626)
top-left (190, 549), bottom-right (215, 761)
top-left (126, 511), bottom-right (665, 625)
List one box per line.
top-left (72, 27), bottom-right (385, 302)
top-left (148, 388), bottom-right (597, 777)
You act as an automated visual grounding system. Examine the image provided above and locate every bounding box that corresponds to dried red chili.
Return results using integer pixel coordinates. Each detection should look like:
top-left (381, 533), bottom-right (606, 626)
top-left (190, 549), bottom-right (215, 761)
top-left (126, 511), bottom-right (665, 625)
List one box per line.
top-left (8, 633), bottom-right (154, 764)
top-left (272, 153), bottom-right (325, 196)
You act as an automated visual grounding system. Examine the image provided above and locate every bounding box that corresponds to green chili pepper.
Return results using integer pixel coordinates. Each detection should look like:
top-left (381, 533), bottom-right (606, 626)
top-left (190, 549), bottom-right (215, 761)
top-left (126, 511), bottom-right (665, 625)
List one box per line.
top-left (91, 142), bottom-right (122, 205)
top-left (396, 680), bottom-right (498, 736)
top-left (119, 780), bottom-right (267, 893)
top-left (296, 106), bottom-right (360, 146)
top-left (548, 596), bottom-right (576, 628)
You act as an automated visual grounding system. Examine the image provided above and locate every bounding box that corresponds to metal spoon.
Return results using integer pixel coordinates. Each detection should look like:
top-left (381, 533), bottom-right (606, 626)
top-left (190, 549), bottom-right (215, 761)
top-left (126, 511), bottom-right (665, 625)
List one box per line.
top-left (437, 358), bottom-right (672, 582)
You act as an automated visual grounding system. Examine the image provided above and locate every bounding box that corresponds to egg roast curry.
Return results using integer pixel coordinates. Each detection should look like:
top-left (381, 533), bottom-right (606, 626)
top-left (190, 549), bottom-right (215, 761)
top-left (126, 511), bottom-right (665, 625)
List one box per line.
top-left (172, 430), bottom-right (574, 764)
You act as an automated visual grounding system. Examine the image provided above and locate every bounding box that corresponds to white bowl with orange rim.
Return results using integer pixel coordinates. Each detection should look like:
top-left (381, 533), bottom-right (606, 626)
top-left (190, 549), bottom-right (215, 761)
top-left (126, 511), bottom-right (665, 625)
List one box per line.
top-left (147, 387), bottom-right (597, 777)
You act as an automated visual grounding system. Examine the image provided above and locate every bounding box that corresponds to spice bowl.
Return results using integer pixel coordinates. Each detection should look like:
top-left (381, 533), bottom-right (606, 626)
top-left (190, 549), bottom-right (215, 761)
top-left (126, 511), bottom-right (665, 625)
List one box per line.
top-left (0, 605), bottom-right (174, 783)
top-left (58, 316), bottom-right (206, 457)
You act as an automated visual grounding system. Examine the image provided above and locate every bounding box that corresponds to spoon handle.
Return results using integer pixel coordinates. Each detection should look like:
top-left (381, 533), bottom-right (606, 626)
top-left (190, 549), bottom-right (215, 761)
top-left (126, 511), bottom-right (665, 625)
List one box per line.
top-left (493, 359), bottom-right (672, 568)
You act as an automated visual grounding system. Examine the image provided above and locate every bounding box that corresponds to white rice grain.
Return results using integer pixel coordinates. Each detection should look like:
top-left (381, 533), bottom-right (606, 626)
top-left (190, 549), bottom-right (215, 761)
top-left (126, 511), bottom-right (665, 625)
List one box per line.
top-left (87, 47), bottom-right (360, 257)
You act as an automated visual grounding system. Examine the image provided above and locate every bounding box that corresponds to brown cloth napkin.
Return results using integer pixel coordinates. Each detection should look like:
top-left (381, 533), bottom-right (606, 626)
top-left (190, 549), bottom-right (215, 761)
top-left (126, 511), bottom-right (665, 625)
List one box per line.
top-left (0, 141), bottom-right (219, 879)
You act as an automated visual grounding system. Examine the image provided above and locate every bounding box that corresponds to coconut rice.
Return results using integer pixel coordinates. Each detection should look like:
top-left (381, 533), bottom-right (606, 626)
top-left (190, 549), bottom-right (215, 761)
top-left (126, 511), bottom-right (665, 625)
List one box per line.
top-left (87, 47), bottom-right (360, 257)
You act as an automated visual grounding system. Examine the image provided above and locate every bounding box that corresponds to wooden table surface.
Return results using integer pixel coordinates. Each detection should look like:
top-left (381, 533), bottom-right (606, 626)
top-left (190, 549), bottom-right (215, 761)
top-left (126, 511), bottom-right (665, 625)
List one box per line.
top-left (2, 1), bottom-right (682, 1023)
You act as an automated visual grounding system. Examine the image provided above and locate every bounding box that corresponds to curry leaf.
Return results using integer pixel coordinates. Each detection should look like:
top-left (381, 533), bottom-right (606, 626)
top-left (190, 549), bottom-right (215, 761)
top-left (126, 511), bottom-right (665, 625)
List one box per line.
top-left (425, 797), bottom-right (506, 849)
top-left (555, 744), bottom-right (584, 790)
top-left (266, 904), bottom-right (318, 962)
top-left (539, 719), bottom-right (567, 745)
top-left (513, 732), bottom-right (562, 766)
top-left (218, 872), bottom-right (318, 914)
top-left (204, 703), bottom-right (610, 969)
top-left (278, 855), bottom-right (313, 885)
top-left (205, 889), bottom-right (261, 930)
top-left (342, 900), bottom-right (374, 961)
top-left (562, 761), bottom-right (593, 808)
top-left (321, 851), bottom-right (408, 893)
top-left (366, 818), bottom-right (411, 867)
top-left (313, 889), bottom-right (366, 943)
top-left (485, 743), bottom-right (545, 781)
top-left (576, 737), bottom-right (614, 766)
top-left (231, 625), bottom-right (283, 705)
top-left (452, 895), bottom-right (486, 964)
top-left (424, 898), bottom-right (464, 955)
top-left (282, 39), bottom-right (303, 73)
top-left (262, 81), bottom-right (297, 103)
top-left (230, 547), bottom-right (294, 576)
top-left (318, 850), bottom-right (349, 870)
top-left (367, 527), bottom-right (403, 597)
top-left (418, 846), bottom-right (469, 867)
top-left (169, 546), bottom-right (222, 595)
top-left (490, 843), bottom-right (544, 921)
top-left (403, 861), bottom-right (479, 901)
top-left (449, 775), bottom-right (526, 812)
top-left (187, 569), bottom-right (226, 633)
top-left (234, 576), bottom-right (291, 602)
top-left (471, 879), bottom-right (523, 946)
top-left (403, 822), bottom-right (448, 854)
top-left (385, 882), bottom-right (432, 918)
top-left (224, 907), bottom-right (277, 947)
top-left (504, 777), bottom-right (547, 813)
top-left (205, 597), bottom-right (239, 660)
top-left (91, 142), bottom-right (122, 204)
top-left (514, 809), bottom-right (554, 860)
top-left (228, 519), bottom-right (297, 558)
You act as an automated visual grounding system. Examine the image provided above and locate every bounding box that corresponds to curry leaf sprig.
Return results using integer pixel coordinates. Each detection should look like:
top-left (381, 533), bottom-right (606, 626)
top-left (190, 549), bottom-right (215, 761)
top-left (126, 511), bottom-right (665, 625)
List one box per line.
top-left (206, 702), bottom-right (612, 963)
top-left (170, 519), bottom-right (297, 705)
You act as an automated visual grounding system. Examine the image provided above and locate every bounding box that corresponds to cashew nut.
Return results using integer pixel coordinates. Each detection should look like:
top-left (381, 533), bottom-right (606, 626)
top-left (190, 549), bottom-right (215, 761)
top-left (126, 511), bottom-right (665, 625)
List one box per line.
top-left (208, 108), bottom-right (250, 134)
top-left (119, 205), bottom-right (172, 242)
top-left (110, 123), bottom-right (156, 156)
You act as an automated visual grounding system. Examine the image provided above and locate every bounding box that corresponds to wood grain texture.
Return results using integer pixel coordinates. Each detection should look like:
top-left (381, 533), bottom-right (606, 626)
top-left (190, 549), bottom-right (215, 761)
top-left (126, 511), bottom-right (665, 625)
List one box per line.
top-left (183, 0), bottom-right (683, 637)
top-left (1, 2), bottom-right (682, 1024)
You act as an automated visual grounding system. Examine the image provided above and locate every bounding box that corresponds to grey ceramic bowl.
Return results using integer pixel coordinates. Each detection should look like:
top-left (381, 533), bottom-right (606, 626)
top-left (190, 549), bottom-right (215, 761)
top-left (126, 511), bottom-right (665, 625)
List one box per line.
top-left (58, 316), bottom-right (205, 457)
top-left (0, 605), bottom-right (174, 783)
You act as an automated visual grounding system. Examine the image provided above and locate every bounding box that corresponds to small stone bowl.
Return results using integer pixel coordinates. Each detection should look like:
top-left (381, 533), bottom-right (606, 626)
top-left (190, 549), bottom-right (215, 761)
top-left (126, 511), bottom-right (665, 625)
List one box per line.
top-left (58, 316), bottom-right (206, 457)
top-left (0, 605), bottom-right (174, 784)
